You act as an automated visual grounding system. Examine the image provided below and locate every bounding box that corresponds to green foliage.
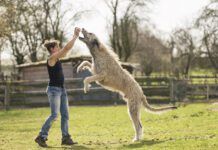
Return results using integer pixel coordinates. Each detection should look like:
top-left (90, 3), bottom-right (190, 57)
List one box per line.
top-left (0, 104), bottom-right (217, 149)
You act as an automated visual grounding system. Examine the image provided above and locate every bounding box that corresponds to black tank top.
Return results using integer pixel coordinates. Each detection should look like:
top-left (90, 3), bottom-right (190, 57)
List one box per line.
top-left (47, 60), bottom-right (64, 88)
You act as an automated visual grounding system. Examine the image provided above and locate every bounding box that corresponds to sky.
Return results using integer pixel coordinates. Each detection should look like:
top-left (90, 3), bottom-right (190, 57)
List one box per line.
top-left (1, 0), bottom-right (210, 63)
top-left (150, 0), bottom-right (209, 34)
top-left (67, 0), bottom-right (210, 55)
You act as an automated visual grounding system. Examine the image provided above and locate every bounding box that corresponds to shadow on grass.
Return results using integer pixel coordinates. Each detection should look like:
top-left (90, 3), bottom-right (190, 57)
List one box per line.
top-left (47, 145), bottom-right (92, 150)
top-left (123, 139), bottom-right (166, 149)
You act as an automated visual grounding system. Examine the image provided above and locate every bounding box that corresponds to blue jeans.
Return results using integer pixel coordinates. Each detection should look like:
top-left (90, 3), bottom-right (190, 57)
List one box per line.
top-left (39, 86), bottom-right (70, 139)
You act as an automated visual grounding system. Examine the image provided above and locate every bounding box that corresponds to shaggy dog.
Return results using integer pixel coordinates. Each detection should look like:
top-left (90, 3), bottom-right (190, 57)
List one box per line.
top-left (77, 28), bottom-right (176, 141)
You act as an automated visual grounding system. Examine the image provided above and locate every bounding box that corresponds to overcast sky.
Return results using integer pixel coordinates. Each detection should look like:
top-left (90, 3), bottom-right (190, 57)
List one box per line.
top-left (1, 0), bottom-right (210, 62)
top-left (150, 0), bottom-right (209, 33)
top-left (65, 0), bottom-right (210, 55)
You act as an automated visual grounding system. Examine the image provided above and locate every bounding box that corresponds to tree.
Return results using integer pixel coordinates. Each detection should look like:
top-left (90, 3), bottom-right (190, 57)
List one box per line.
top-left (166, 36), bottom-right (178, 77)
top-left (201, 29), bottom-right (218, 71)
top-left (130, 29), bottom-right (171, 76)
top-left (105, 0), bottom-right (151, 61)
top-left (196, 0), bottom-right (218, 71)
top-left (0, 0), bottom-right (13, 38)
top-left (171, 28), bottom-right (196, 77)
top-left (3, 0), bottom-right (86, 64)
top-left (120, 15), bottom-right (139, 61)
top-left (0, 0), bottom-right (25, 64)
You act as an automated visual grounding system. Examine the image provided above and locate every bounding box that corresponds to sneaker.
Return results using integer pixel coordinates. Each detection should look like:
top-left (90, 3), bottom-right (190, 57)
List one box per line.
top-left (35, 135), bottom-right (48, 147)
top-left (61, 135), bottom-right (78, 145)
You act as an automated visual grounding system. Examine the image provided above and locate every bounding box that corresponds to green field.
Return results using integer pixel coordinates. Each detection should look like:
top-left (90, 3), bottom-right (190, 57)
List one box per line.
top-left (0, 103), bottom-right (217, 150)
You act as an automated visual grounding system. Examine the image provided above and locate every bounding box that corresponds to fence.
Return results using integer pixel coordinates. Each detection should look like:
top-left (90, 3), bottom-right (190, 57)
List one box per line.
top-left (0, 82), bottom-right (10, 110)
top-left (0, 76), bottom-right (218, 109)
top-left (186, 75), bottom-right (218, 101)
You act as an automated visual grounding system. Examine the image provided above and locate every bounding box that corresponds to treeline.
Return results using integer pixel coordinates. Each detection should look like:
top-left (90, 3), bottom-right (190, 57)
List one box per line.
top-left (0, 0), bottom-right (217, 77)
top-left (0, 0), bottom-right (86, 64)
top-left (105, 0), bottom-right (218, 77)
top-left (168, 0), bottom-right (218, 77)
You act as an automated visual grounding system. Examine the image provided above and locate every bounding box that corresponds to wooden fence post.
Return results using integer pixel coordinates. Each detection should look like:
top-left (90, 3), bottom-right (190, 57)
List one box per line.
top-left (4, 81), bottom-right (10, 111)
top-left (169, 77), bottom-right (175, 103)
top-left (206, 84), bottom-right (209, 101)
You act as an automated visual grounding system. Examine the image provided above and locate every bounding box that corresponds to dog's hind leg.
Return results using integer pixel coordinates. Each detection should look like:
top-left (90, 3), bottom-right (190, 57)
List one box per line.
top-left (128, 101), bottom-right (143, 142)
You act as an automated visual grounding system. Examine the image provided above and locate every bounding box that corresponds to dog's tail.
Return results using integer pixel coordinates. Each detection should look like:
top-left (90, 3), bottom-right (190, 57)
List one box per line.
top-left (141, 96), bottom-right (177, 114)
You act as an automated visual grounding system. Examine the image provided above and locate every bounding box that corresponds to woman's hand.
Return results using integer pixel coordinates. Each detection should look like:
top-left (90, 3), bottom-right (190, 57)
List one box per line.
top-left (73, 27), bottom-right (81, 38)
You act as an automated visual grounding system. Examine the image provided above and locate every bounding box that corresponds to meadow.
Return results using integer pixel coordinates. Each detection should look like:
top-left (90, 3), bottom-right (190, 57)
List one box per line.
top-left (0, 103), bottom-right (217, 150)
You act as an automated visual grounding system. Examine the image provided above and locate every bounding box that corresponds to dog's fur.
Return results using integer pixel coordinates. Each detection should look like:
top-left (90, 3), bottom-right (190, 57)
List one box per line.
top-left (78, 28), bottom-right (177, 141)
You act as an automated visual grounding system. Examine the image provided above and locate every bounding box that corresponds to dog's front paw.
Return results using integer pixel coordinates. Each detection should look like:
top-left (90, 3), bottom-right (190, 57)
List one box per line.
top-left (77, 66), bottom-right (82, 73)
top-left (84, 84), bottom-right (91, 93)
top-left (77, 66), bottom-right (89, 73)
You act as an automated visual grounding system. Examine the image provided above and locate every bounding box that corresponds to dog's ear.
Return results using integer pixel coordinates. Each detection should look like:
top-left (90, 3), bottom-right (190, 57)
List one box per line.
top-left (92, 39), bottom-right (99, 48)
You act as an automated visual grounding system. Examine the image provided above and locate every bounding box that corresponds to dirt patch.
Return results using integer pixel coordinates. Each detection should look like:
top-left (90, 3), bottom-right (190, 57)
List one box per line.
top-left (208, 105), bottom-right (218, 111)
top-left (210, 108), bottom-right (218, 111)
top-left (210, 102), bottom-right (218, 111)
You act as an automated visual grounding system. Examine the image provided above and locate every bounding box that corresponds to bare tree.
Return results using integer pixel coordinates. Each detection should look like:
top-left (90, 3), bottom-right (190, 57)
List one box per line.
top-left (0, 0), bottom-right (26, 64)
top-left (172, 28), bottom-right (196, 77)
top-left (131, 29), bottom-right (171, 76)
top-left (166, 36), bottom-right (178, 77)
top-left (201, 29), bottom-right (218, 71)
top-left (0, 0), bottom-right (13, 38)
top-left (196, 0), bottom-right (218, 71)
top-left (3, 0), bottom-right (86, 64)
top-left (105, 0), bottom-right (151, 61)
top-left (105, 0), bottom-right (121, 57)
top-left (0, 1), bottom-right (12, 70)
top-left (120, 12), bottom-right (139, 61)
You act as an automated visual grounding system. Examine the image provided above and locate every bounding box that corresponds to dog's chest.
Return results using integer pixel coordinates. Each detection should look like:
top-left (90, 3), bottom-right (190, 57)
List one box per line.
top-left (92, 60), bottom-right (105, 74)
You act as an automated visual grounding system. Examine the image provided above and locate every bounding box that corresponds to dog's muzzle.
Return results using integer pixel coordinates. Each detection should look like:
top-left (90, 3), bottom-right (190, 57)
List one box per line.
top-left (79, 28), bottom-right (87, 41)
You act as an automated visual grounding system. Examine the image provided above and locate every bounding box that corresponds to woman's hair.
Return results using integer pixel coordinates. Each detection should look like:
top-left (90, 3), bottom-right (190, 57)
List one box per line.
top-left (43, 39), bottom-right (60, 53)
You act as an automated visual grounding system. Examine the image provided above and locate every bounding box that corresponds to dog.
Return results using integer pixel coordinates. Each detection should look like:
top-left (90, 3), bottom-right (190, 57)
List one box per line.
top-left (77, 28), bottom-right (177, 141)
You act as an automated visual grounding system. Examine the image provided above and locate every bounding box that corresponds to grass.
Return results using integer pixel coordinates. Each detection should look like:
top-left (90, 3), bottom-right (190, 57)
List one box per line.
top-left (0, 103), bottom-right (217, 150)
top-left (150, 69), bottom-right (216, 77)
top-left (189, 69), bottom-right (216, 76)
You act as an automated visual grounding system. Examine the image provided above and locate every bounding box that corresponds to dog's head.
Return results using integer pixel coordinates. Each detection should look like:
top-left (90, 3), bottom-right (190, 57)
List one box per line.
top-left (79, 28), bottom-right (100, 50)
